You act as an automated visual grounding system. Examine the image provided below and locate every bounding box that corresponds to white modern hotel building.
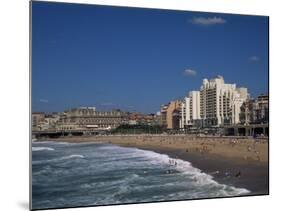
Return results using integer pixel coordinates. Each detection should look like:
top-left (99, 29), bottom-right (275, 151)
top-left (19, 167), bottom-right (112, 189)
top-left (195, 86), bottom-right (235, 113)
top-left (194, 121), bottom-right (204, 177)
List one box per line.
top-left (180, 75), bottom-right (248, 128)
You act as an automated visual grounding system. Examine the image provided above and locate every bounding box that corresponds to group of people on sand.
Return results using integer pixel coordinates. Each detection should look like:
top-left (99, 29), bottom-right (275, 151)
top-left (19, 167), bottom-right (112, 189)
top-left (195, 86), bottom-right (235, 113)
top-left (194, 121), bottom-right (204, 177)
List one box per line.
top-left (210, 170), bottom-right (242, 178)
top-left (194, 144), bottom-right (212, 154)
top-left (246, 143), bottom-right (262, 161)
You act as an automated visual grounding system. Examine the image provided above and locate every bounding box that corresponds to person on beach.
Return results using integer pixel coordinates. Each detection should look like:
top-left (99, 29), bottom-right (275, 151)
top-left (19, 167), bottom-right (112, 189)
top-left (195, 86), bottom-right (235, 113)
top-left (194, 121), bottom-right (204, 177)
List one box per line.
top-left (247, 146), bottom-right (252, 152)
top-left (235, 171), bottom-right (241, 178)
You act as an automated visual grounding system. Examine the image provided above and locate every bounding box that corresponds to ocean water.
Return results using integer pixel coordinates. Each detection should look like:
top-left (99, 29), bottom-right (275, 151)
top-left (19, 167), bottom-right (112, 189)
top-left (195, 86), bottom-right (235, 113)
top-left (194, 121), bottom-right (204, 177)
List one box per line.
top-left (32, 141), bottom-right (250, 210)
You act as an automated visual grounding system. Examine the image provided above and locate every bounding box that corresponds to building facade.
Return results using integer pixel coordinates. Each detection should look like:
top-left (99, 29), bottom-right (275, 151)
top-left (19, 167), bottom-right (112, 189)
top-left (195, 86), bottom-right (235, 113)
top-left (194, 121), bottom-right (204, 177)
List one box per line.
top-left (180, 76), bottom-right (248, 128)
top-left (240, 94), bottom-right (269, 125)
top-left (180, 97), bottom-right (190, 128)
top-left (180, 91), bottom-right (201, 128)
top-left (57, 107), bottom-right (124, 131)
top-left (199, 76), bottom-right (248, 126)
top-left (160, 101), bottom-right (181, 129)
top-left (32, 112), bottom-right (45, 130)
top-left (122, 112), bottom-right (160, 126)
top-left (32, 112), bottom-right (61, 131)
top-left (254, 94), bottom-right (269, 123)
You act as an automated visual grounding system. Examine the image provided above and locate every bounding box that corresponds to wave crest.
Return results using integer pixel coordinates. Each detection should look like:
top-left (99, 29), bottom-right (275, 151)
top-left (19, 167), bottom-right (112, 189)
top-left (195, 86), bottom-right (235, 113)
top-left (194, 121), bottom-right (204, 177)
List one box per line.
top-left (32, 154), bottom-right (85, 165)
top-left (32, 147), bottom-right (55, 151)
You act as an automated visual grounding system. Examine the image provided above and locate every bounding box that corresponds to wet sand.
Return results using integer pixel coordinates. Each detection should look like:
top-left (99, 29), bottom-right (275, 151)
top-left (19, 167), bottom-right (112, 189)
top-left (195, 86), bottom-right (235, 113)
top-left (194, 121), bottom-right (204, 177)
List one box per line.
top-left (43, 134), bottom-right (269, 195)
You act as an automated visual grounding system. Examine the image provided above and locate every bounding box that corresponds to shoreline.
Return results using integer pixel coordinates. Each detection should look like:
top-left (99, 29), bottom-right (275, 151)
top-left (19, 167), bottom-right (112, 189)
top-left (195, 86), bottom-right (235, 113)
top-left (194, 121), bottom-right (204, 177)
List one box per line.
top-left (135, 146), bottom-right (268, 195)
top-left (35, 135), bottom-right (269, 195)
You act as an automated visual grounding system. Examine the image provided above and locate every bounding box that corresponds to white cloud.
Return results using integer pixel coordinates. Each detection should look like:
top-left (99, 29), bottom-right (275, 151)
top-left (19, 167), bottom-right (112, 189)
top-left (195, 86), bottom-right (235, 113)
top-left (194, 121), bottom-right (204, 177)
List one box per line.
top-left (39, 99), bottom-right (48, 103)
top-left (249, 56), bottom-right (259, 62)
top-left (183, 69), bottom-right (197, 76)
top-left (190, 17), bottom-right (226, 26)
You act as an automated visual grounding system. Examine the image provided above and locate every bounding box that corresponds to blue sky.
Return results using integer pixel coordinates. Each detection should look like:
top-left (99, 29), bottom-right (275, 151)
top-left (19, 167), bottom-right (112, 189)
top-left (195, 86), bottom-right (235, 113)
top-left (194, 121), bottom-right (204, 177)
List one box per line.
top-left (32, 1), bottom-right (269, 113)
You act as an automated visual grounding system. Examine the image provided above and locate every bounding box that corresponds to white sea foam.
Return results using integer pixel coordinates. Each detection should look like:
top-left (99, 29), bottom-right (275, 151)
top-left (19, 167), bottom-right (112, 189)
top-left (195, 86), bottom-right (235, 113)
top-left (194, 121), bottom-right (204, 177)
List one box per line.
top-left (32, 147), bottom-right (55, 151)
top-left (68, 144), bottom-right (250, 196)
top-left (32, 141), bottom-right (74, 145)
top-left (32, 141), bottom-right (53, 144)
top-left (32, 154), bottom-right (85, 165)
top-left (53, 141), bottom-right (75, 145)
top-left (132, 147), bottom-right (250, 196)
top-left (62, 154), bottom-right (85, 159)
top-left (32, 142), bottom-right (252, 208)
top-left (47, 154), bottom-right (85, 162)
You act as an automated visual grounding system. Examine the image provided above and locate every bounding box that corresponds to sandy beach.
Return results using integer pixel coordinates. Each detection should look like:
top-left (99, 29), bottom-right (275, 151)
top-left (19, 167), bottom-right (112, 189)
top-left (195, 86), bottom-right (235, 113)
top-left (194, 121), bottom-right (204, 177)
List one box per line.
top-left (42, 134), bottom-right (269, 195)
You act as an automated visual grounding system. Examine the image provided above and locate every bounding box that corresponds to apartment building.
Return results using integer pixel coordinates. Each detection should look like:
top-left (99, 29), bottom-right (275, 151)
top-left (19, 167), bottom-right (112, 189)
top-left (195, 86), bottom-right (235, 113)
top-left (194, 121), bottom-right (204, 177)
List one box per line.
top-left (180, 76), bottom-right (248, 128)
top-left (180, 91), bottom-right (201, 128)
top-left (240, 94), bottom-right (269, 124)
top-left (160, 101), bottom-right (181, 129)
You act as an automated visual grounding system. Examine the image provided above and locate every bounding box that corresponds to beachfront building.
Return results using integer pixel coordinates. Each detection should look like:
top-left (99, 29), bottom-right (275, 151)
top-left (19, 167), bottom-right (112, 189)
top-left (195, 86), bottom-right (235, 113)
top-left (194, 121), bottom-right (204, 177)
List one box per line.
top-left (172, 108), bottom-right (181, 129)
top-left (57, 107), bottom-right (124, 131)
top-left (123, 112), bottom-right (160, 126)
top-left (180, 97), bottom-right (190, 129)
top-left (254, 94), bottom-right (269, 123)
top-left (32, 112), bottom-right (61, 131)
top-left (179, 76), bottom-right (249, 129)
top-left (39, 113), bottom-right (61, 130)
top-left (32, 112), bottom-right (45, 131)
top-left (240, 94), bottom-right (269, 125)
top-left (160, 100), bottom-right (181, 129)
top-left (180, 91), bottom-right (201, 129)
top-left (199, 76), bottom-right (248, 127)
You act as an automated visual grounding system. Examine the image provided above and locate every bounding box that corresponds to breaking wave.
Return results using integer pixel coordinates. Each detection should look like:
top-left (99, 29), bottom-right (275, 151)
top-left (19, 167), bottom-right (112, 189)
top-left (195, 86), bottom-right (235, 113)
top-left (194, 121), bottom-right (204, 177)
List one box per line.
top-left (32, 147), bottom-right (55, 151)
